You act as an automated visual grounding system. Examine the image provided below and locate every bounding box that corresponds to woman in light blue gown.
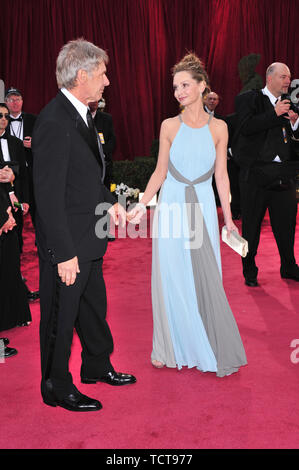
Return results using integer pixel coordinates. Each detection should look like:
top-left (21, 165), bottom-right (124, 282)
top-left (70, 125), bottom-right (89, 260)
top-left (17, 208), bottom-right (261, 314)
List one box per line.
top-left (129, 53), bottom-right (247, 377)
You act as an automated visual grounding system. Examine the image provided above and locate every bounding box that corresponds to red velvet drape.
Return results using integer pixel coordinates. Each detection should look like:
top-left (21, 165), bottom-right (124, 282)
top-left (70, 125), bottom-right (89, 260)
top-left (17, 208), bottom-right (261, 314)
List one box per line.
top-left (1, 0), bottom-right (298, 160)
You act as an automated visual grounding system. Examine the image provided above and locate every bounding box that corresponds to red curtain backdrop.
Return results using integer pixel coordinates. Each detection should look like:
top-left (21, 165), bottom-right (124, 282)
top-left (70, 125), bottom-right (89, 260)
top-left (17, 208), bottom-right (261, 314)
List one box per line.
top-left (1, 0), bottom-right (298, 160)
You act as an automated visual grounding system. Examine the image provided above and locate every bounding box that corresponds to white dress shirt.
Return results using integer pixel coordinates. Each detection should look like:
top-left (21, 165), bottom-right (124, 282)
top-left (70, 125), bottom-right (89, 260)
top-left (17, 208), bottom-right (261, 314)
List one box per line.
top-left (60, 87), bottom-right (89, 126)
top-left (9, 113), bottom-right (23, 140)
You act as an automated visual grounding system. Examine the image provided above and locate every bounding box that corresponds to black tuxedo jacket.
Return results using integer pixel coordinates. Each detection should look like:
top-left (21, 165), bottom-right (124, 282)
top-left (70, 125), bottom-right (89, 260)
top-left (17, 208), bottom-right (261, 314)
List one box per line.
top-left (22, 112), bottom-right (37, 168)
top-left (9, 112), bottom-right (37, 168)
top-left (93, 110), bottom-right (116, 161)
top-left (233, 90), bottom-right (299, 168)
top-left (0, 132), bottom-right (29, 203)
top-left (32, 91), bottom-right (116, 265)
top-left (0, 185), bottom-right (9, 228)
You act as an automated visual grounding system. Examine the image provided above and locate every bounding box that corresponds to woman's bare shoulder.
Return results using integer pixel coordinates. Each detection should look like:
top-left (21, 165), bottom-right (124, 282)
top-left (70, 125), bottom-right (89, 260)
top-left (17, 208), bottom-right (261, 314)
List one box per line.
top-left (161, 115), bottom-right (181, 129)
top-left (211, 116), bottom-right (228, 131)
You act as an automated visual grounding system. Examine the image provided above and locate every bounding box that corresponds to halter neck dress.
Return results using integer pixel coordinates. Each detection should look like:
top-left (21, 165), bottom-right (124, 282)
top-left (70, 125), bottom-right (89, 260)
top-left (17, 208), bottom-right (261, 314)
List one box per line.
top-left (151, 114), bottom-right (247, 377)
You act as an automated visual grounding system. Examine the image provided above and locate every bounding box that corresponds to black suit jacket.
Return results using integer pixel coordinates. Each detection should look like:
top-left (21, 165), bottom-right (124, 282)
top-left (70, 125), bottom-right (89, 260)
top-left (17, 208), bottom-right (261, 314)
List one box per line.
top-left (233, 90), bottom-right (299, 168)
top-left (32, 91), bottom-right (116, 265)
top-left (0, 132), bottom-right (29, 203)
top-left (9, 112), bottom-right (37, 168)
top-left (0, 185), bottom-right (9, 229)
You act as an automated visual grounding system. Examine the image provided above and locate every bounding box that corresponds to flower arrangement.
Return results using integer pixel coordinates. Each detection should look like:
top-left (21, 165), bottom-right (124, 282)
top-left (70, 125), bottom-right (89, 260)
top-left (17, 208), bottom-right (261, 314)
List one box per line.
top-left (111, 183), bottom-right (140, 204)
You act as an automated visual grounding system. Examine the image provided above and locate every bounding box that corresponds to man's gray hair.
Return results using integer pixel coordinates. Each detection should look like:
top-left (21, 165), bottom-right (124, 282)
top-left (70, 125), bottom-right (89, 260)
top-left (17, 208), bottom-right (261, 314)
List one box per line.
top-left (56, 38), bottom-right (108, 89)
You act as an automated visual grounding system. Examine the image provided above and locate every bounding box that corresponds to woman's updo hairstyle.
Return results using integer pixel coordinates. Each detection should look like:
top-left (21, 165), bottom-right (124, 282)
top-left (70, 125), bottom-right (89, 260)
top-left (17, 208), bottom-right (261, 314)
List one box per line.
top-left (172, 52), bottom-right (210, 98)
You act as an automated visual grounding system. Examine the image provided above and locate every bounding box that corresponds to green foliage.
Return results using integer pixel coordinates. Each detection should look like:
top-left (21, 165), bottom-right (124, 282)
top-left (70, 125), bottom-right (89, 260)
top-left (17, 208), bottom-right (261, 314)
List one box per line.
top-left (112, 156), bottom-right (156, 192)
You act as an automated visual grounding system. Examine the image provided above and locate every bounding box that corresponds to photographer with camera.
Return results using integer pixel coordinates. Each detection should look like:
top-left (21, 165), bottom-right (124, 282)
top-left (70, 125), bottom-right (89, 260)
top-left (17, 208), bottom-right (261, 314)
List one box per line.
top-left (234, 62), bottom-right (299, 287)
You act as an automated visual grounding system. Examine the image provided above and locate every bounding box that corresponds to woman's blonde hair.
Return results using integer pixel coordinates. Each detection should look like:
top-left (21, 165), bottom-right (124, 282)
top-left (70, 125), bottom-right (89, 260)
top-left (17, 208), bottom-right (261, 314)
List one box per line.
top-left (172, 52), bottom-right (210, 97)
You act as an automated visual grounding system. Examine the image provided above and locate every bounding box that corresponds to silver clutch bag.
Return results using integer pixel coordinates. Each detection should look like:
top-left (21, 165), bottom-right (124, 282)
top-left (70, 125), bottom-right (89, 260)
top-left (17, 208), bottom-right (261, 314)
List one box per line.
top-left (221, 226), bottom-right (248, 257)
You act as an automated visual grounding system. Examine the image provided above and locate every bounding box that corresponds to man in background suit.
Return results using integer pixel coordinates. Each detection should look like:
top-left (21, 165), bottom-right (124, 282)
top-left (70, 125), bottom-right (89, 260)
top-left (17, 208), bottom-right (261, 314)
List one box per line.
top-left (0, 102), bottom-right (30, 252)
top-left (234, 62), bottom-right (299, 287)
top-left (0, 104), bottom-right (31, 332)
top-left (33, 38), bottom-right (136, 413)
top-left (5, 89), bottom-right (39, 301)
top-left (5, 88), bottom-right (37, 224)
top-left (204, 91), bottom-right (222, 118)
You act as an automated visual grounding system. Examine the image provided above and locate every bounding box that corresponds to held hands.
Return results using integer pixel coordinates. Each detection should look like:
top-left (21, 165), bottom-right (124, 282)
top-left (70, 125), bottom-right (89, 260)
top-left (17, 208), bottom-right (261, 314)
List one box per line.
top-left (58, 256), bottom-right (80, 286)
top-left (127, 203), bottom-right (146, 224)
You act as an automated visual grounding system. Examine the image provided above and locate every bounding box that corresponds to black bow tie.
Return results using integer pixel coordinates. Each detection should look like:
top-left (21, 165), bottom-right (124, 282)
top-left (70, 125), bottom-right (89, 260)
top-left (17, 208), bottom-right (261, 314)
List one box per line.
top-left (10, 117), bottom-right (22, 122)
top-left (0, 134), bottom-right (7, 139)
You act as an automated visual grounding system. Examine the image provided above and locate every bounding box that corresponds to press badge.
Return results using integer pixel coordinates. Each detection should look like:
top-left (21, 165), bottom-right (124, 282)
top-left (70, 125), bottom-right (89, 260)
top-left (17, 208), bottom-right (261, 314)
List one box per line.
top-left (98, 133), bottom-right (105, 144)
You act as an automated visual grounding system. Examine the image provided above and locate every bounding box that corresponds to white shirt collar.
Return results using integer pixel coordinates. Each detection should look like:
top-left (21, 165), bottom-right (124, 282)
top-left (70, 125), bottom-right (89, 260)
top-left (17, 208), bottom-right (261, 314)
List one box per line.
top-left (9, 112), bottom-right (22, 119)
top-left (61, 87), bottom-right (89, 125)
top-left (262, 86), bottom-right (279, 106)
top-left (204, 105), bottom-right (214, 115)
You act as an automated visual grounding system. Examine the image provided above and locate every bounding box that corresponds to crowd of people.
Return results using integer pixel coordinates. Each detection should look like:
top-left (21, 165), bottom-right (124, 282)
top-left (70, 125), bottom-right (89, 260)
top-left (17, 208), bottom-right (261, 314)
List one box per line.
top-left (1, 38), bottom-right (299, 411)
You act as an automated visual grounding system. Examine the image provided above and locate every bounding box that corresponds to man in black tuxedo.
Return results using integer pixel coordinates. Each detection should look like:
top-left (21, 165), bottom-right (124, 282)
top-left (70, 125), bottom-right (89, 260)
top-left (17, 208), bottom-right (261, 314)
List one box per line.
top-left (89, 98), bottom-right (116, 190)
top-left (234, 62), bottom-right (299, 286)
top-left (5, 88), bottom-right (37, 225)
top-left (32, 38), bottom-right (136, 412)
top-left (0, 105), bottom-right (31, 332)
top-left (0, 102), bottom-right (30, 251)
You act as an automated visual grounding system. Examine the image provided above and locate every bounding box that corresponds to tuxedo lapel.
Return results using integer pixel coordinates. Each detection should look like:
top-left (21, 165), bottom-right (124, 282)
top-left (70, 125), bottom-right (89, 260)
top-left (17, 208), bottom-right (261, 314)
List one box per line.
top-left (56, 91), bottom-right (103, 168)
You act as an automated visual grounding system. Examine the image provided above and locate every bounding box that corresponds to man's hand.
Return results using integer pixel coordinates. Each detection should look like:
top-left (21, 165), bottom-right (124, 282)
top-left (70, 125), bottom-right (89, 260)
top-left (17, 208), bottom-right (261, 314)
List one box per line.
top-left (275, 99), bottom-right (290, 117)
top-left (9, 192), bottom-right (19, 211)
top-left (22, 202), bottom-right (29, 215)
top-left (0, 206), bottom-right (16, 234)
top-left (108, 202), bottom-right (127, 227)
top-left (0, 165), bottom-right (15, 183)
top-left (23, 136), bottom-right (32, 148)
top-left (58, 256), bottom-right (80, 286)
top-left (287, 109), bottom-right (299, 126)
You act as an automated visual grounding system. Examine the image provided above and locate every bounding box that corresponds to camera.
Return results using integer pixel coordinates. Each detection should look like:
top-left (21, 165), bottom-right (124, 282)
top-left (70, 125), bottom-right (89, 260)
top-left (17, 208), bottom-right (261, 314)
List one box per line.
top-left (281, 84), bottom-right (299, 113)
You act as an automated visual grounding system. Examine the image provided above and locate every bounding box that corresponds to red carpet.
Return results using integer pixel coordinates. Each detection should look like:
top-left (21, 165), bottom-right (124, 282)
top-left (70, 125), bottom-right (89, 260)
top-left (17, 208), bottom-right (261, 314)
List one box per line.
top-left (1, 210), bottom-right (299, 450)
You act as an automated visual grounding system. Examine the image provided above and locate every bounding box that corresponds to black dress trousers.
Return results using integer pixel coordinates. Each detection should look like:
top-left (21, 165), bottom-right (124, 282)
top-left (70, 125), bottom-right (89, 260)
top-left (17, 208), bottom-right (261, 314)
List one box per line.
top-left (39, 256), bottom-right (114, 399)
top-left (239, 169), bottom-right (297, 279)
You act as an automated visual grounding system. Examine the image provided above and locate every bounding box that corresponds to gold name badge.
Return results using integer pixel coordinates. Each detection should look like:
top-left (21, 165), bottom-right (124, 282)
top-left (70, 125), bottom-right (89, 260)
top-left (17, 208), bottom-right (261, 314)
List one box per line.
top-left (98, 132), bottom-right (105, 144)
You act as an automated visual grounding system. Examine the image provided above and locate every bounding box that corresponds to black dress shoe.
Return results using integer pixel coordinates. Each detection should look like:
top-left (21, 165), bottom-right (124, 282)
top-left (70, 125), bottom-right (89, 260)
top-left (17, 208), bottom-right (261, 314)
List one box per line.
top-left (42, 380), bottom-right (102, 412)
top-left (281, 265), bottom-right (299, 281)
top-left (0, 338), bottom-right (9, 346)
top-left (82, 371), bottom-right (137, 386)
top-left (1, 346), bottom-right (18, 358)
top-left (245, 277), bottom-right (258, 287)
top-left (27, 290), bottom-right (39, 301)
